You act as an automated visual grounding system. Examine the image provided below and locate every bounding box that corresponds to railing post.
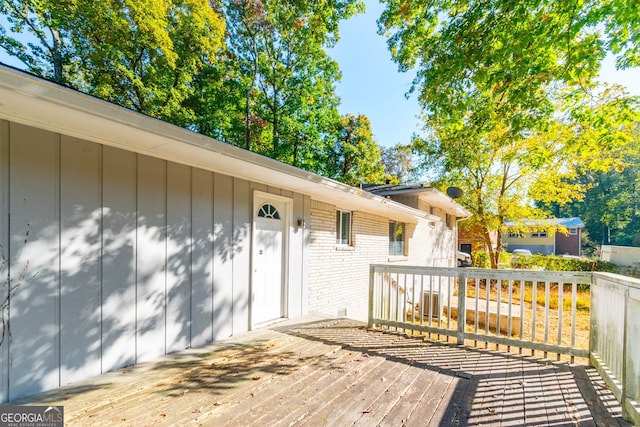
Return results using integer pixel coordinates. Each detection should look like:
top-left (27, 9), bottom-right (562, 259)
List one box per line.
top-left (588, 274), bottom-right (596, 366)
top-left (621, 286), bottom-right (629, 421)
top-left (368, 265), bottom-right (375, 329)
top-left (457, 270), bottom-right (467, 345)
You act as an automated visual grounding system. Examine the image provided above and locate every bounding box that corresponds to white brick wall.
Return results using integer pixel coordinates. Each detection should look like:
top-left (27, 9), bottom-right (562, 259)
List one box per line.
top-left (307, 199), bottom-right (455, 321)
top-left (308, 200), bottom-right (387, 320)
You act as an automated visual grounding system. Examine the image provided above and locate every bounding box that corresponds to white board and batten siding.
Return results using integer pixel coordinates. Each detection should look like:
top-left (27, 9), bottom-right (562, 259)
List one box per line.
top-left (0, 121), bottom-right (309, 402)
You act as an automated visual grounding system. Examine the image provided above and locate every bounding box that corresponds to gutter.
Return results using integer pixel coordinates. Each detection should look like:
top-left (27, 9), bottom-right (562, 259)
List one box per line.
top-left (0, 65), bottom-right (434, 223)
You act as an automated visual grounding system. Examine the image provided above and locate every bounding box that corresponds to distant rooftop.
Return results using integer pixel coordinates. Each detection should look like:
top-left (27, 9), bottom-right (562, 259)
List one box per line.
top-left (362, 183), bottom-right (433, 195)
top-left (505, 217), bottom-right (585, 228)
top-left (363, 184), bottom-right (472, 218)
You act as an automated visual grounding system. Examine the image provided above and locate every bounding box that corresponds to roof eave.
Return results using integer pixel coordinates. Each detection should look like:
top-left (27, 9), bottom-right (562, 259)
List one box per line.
top-left (0, 65), bottom-right (434, 224)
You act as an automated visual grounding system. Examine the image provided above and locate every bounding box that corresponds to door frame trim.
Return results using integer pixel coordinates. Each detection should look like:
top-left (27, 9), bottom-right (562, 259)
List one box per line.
top-left (250, 190), bottom-right (292, 329)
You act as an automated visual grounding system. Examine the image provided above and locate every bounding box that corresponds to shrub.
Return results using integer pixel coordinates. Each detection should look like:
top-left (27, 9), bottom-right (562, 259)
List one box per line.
top-left (472, 250), bottom-right (490, 268)
top-left (509, 253), bottom-right (618, 274)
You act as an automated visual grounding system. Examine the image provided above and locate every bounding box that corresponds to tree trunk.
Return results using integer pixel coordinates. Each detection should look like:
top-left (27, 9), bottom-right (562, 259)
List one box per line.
top-left (50, 27), bottom-right (63, 83)
top-left (484, 231), bottom-right (497, 269)
top-left (245, 39), bottom-right (259, 150)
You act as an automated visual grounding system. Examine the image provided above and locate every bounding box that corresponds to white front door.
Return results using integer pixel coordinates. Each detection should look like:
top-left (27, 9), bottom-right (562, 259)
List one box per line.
top-left (252, 194), bottom-right (288, 326)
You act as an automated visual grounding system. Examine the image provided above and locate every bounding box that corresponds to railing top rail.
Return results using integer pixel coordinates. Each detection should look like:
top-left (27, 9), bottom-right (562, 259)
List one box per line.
top-left (592, 271), bottom-right (640, 290)
top-left (370, 264), bottom-right (592, 282)
top-left (369, 262), bottom-right (640, 424)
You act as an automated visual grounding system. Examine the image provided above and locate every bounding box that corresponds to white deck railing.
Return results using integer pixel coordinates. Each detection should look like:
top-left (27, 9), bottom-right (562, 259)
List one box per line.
top-left (368, 265), bottom-right (640, 424)
top-left (590, 272), bottom-right (640, 425)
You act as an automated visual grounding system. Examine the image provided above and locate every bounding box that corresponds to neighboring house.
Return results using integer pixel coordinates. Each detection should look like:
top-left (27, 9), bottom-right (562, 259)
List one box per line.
top-left (0, 65), bottom-right (468, 402)
top-left (457, 221), bottom-right (498, 256)
top-left (363, 184), bottom-right (472, 267)
top-left (503, 218), bottom-right (585, 256)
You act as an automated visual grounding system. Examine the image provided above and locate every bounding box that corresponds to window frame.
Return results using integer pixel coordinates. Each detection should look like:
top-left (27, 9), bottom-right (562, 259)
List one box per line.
top-left (336, 210), bottom-right (353, 246)
top-left (531, 231), bottom-right (548, 238)
top-left (446, 213), bottom-right (453, 230)
top-left (388, 220), bottom-right (406, 256)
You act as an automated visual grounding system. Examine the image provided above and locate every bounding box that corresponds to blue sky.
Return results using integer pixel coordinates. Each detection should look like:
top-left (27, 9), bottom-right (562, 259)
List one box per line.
top-left (329, 1), bottom-right (640, 148)
top-left (1, 3), bottom-right (637, 151)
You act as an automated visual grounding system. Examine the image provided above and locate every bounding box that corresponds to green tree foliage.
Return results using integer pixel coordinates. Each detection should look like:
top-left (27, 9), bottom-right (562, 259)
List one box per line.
top-left (331, 114), bottom-right (388, 186)
top-left (69, 0), bottom-right (225, 123)
top-left (535, 86), bottom-right (640, 250)
top-left (381, 143), bottom-right (414, 184)
top-left (0, 0), bottom-right (226, 123)
top-left (211, 0), bottom-right (363, 172)
top-left (379, 0), bottom-right (640, 267)
top-left (543, 141), bottom-right (640, 249)
top-left (1, 0), bottom-right (380, 181)
top-left (0, 0), bottom-right (72, 83)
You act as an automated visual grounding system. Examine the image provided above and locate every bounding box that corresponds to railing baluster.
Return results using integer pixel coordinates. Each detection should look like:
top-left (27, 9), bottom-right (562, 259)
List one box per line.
top-left (474, 277), bottom-right (479, 347)
top-left (378, 268), bottom-right (383, 325)
top-left (381, 269), bottom-right (386, 326)
top-left (386, 271), bottom-right (391, 330)
top-left (531, 282), bottom-right (537, 356)
top-left (570, 281), bottom-right (577, 364)
top-left (401, 273), bottom-right (407, 334)
top-left (519, 279), bottom-right (525, 354)
top-left (369, 268), bottom-right (374, 326)
top-left (457, 271), bottom-right (466, 345)
top-left (395, 272), bottom-right (400, 331)
top-left (428, 274), bottom-right (433, 337)
top-left (544, 281), bottom-right (550, 359)
top-left (437, 275), bottom-right (442, 340)
top-left (419, 274), bottom-right (424, 328)
top-left (557, 282), bottom-right (564, 361)
top-left (485, 278), bottom-right (490, 348)
top-left (496, 279), bottom-right (502, 350)
top-left (508, 279), bottom-right (513, 352)
top-left (446, 275), bottom-right (452, 340)
top-left (410, 273), bottom-right (416, 332)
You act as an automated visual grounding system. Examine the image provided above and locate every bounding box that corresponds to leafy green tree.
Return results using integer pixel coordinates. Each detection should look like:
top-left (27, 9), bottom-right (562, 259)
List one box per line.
top-left (0, 0), bottom-right (73, 83)
top-left (331, 114), bottom-right (388, 185)
top-left (69, 0), bottom-right (225, 123)
top-left (1, 0), bottom-right (226, 123)
top-left (544, 149), bottom-right (640, 249)
top-left (417, 86), bottom-right (638, 267)
top-left (222, 0), bottom-right (269, 149)
top-left (221, 0), bottom-right (363, 169)
top-left (184, 60), bottom-right (247, 143)
top-left (381, 143), bottom-right (414, 184)
top-left (539, 86), bottom-right (640, 249)
top-left (379, 0), bottom-right (640, 267)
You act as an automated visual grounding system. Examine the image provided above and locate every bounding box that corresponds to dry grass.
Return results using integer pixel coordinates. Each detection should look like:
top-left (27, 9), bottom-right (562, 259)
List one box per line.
top-left (402, 280), bottom-right (591, 364)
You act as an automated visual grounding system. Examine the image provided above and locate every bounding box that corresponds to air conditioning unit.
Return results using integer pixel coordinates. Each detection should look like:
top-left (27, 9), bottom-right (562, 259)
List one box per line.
top-left (422, 291), bottom-right (440, 319)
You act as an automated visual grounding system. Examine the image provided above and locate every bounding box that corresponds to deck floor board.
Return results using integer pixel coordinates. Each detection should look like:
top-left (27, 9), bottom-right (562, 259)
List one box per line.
top-left (19, 317), bottom-right (631, 426)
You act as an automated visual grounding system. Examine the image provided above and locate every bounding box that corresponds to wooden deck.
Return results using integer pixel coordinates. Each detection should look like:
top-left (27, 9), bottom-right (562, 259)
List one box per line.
top-left (21, 317), bottom-right (629, 426)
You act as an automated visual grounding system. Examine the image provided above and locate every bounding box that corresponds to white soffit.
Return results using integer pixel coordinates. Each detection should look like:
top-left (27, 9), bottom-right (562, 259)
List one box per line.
top-left (0, 65), bottom-right (434, 223)
top-left (418, 189), bottom-right (472, 218)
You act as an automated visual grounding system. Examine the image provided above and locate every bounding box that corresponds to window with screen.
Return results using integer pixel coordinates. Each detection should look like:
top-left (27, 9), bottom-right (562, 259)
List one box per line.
top-left (336, 210), bottom-right (352, 245)
top-left (389, 221), bottom-right (405, 256)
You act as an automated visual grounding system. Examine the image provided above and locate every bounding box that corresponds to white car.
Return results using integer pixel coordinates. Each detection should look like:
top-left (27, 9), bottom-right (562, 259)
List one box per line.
top-left (512, 249), bottom-right (533, 256)
top-left (457, 250), bottom-right (472, 267)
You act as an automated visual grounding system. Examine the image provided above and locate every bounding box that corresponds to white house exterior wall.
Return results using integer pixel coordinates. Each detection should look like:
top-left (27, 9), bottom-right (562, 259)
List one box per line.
top-left (307, 199), bottom-right (454, 321)
top-left (0, 68), bottom-right (466, 404)
top-left (417, 199), bottom-right (456, 267)
top-left (308, 200), bottom-right (388, 321)
top-left (0, 121), bottom-right (308, 402)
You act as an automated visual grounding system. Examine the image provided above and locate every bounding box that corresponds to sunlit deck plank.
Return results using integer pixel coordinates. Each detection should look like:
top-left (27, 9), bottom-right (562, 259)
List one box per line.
top-left (19, 317), bottom-right (629, 426)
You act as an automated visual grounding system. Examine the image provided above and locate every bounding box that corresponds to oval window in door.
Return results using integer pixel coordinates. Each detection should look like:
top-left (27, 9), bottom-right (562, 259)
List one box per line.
top-left (257, 203), bottom-right (280, 220)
